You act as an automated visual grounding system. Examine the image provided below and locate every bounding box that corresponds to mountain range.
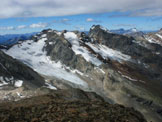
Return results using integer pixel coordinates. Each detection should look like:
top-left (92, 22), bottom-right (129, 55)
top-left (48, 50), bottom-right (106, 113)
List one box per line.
top-left (0, 25), bottom-right (162, 122)
top-left (0, 33), bottom-right (37, 49)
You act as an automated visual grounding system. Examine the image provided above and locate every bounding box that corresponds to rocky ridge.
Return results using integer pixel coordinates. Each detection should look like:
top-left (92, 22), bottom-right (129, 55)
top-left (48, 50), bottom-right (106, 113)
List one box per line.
top-left (0, 88), bottom-right (146, 122)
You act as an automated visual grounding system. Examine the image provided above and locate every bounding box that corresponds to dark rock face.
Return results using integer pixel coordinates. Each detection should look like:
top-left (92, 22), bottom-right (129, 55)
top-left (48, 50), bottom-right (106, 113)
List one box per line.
top-left (44, 31), bottom-right (94, 73)
top-left (0, 89), bottom-right (147, 122)
top-left (89, 25), bottom-right (162, 81)
top-left (0, 50), bottom-right (45, 88)
top-left (89, 25), bottom-right (149, 57)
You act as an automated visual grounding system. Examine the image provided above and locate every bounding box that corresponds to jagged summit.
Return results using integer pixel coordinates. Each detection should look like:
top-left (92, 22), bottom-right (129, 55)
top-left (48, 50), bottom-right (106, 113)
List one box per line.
top-left (129, 28), bottom-right (138, 33)
top-left (90, 25), bottom-right (110, 33)
top-left (160, 28), bottom-right (162, 31)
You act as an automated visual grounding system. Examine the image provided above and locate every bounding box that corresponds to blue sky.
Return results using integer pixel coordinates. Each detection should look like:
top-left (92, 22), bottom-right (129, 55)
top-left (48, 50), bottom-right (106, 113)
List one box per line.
top-left (0, 0), bottom-right (162, 35)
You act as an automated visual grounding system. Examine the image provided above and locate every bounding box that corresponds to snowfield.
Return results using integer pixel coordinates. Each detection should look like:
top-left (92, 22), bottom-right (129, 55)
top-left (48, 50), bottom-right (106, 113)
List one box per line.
top-left (4, 34), bottom-right (88, 88)
top-left (14, 80), bottom-right (23, 87)
top-left (86, 43), bottom-right (131, 62)
top-left (64, 32), bottom-right (102, 66)
top-left (156, 34), bottom-right (162, 39)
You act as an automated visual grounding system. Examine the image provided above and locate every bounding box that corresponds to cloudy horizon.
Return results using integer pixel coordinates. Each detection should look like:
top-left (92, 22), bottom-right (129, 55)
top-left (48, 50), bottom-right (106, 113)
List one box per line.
top-left (0, 0), bottom-right (162, 34)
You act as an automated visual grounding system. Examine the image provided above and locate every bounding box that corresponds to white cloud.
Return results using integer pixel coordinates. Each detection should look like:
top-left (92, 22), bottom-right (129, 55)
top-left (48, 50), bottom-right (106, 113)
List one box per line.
top-left (29, 22), bottom-right (48, 28)
top-left (0, 0), bottom-right (162, 18)
top-left (0, 23), bottom-right (48, 30)
top-left (0, 26), bottom-right (14, 30)
top-left (62, 18), bottom-right (69, 22)
top-left (17, 25), bottom-right (26, 29)
top-left (86, 18), bottom-right (94, 22)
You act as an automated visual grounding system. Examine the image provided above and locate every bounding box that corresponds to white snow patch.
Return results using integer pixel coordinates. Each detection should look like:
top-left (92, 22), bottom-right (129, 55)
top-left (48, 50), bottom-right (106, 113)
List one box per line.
top-left (41, 34), bottom-right (47, 38)
top-left (100, 26), bottom-right (110, 33)
top-left (55, 31), bottom-right (62, 36)
top-left (118, 71), bottom-right (138, 82)
top-left (99, 69), bottom-right (105, 74)
top-left (70, 69), bottom-right (84, 76)
top-left (156, 34), bottom-right (162, 39)
top-left (147, 38), bottom-right (156, 44)
top-left (0, 77), bottom-right (8, 86)
top-left (94, 67), bottom-right (105, 74)
top-left (86, 43), bottom-right (131, 62)
top-left (64, 32), bottom-right (102, 66)
top-left (90, 26), bottom-right (95, 30)
top-left (121, 75), bottom-right (138, 82)
top-left (49, 42), bottom-right (53, 45)
top-left (48, 30), bottom-right (53, 32)
top-left (45, 82), bottom-right (57, 90)
top-left (131, 28), bottom-right (138, 33)
top-left (145, 36), bottom-right (162, 45)
top-left (15, 80), bottom-right (23, 87)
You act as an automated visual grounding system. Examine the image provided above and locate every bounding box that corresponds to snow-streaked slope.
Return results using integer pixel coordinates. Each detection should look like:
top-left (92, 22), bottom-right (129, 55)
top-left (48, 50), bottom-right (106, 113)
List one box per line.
top-left (144, 33), bottom-right (162, 46)
top-left (86, 43), bottom-right (131, 62)
top-left (45, 82), bottom-right (57, 90)
top-left (64, 31), bottom-right (130, 64)
top-left (4, 34), bottom-right (88, 88)
top-left (156, 34), bottom-right (162, 39)
top-left (64, 32), bottom-right (102, 66)
top-left (0, 77), bottom-right (9, 86)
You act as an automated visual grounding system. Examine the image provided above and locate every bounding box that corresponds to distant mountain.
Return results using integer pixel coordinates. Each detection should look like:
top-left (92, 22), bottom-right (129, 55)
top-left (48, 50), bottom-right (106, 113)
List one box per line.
top-left (144, 28), bottom-right (162, 46)
top-left (0, 32), bottom-right (37, 47)
top-left (110, 28), bottom-right (139, 34)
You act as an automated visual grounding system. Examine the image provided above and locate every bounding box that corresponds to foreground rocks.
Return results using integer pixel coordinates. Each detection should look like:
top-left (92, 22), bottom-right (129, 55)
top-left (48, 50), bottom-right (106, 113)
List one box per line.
top-left (0, 89), bottom-right (147, 122)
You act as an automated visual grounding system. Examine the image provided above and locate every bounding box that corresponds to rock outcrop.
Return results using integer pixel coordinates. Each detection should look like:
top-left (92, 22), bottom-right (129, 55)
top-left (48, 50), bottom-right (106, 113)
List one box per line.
top-left (0, 88), bottom-right (147, 122)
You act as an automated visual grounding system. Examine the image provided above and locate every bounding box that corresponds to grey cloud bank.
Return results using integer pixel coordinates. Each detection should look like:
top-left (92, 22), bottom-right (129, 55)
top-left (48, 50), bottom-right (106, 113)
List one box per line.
top-left (0, 0), bottom-right (162, 18)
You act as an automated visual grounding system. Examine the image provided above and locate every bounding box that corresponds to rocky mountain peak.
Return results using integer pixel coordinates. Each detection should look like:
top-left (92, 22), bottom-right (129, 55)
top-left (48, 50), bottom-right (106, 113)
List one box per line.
top-left (90, 25), bottom-right (110, 33)
top-left (130, 28), bottom-right (138, 33)
top-left (160, 28), bottom-right (162, 31)
top-left (158, 28), bottom-right (162, 34)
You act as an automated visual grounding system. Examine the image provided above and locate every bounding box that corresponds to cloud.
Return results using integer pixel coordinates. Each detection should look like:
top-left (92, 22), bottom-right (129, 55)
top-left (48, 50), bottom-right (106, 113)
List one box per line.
top-left (29, 22), bottom-right (48, 28)
top-left (0, 26), bottom-right (15, 30)
top-left (0, 23), bottom-right (48, 31)
top-left (61, 18), bottom-right (70, 22)
top-left (86, 18), bottom-right (102, 23)
top-left (0, 0), bottom-right (162, 18)
top-left (86, 18), bottom-right (94, 22)
top-left (17, 25), bottom-right (26, 29)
